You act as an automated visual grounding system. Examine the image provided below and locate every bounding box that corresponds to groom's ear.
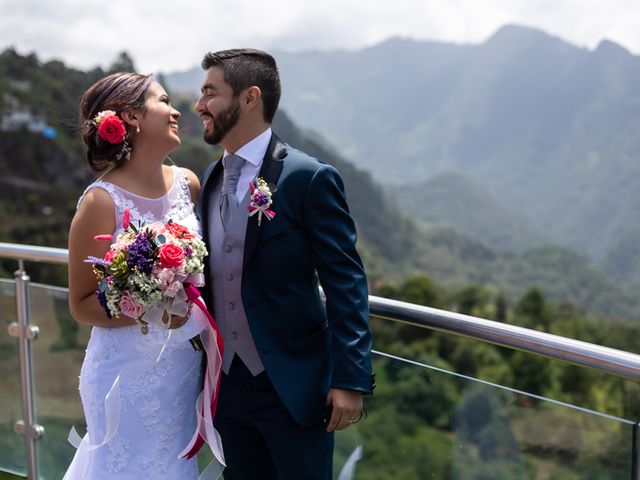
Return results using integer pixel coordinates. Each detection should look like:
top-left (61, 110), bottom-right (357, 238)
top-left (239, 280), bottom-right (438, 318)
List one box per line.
top-left (243, 86), bottom-right (262, 112)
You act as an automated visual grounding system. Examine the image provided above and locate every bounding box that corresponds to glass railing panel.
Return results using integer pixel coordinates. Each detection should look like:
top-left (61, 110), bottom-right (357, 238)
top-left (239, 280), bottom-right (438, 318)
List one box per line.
top-left (0, 279), bottom-right (26, 477)
top-left (4, 274), bottom-right (638, 478)
top-left (27, 283), bottom-right (90, 479)
top-left (335, 350), bottom-right (636, 479)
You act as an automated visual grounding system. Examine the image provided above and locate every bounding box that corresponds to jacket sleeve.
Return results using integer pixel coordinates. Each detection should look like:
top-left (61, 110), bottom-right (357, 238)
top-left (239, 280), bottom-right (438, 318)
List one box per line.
top-left (303, 164), bottom-right (373, 394)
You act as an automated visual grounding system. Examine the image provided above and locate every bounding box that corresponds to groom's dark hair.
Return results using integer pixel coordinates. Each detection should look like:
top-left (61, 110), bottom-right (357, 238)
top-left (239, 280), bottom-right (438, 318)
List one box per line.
top-left (202, 49), bottom-right (281, 123)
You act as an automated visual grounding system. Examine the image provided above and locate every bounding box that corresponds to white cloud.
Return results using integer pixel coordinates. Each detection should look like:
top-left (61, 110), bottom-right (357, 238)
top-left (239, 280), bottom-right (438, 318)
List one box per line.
top-left (1, 0), bottom-right (640, 73)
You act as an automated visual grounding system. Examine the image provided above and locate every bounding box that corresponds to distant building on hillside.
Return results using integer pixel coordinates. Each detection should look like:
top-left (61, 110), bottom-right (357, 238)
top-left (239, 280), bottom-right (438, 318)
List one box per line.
top-left (8, 79), bottom-right (31, 91)
top-left (0, 109), bottom-right (48, 132)
top-left (0, 92), bottom-right (56, 137)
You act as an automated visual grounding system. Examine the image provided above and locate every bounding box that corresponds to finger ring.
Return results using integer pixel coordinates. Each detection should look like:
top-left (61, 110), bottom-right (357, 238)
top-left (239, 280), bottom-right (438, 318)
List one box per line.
top-left (347, 418), bottom-right (358, 423)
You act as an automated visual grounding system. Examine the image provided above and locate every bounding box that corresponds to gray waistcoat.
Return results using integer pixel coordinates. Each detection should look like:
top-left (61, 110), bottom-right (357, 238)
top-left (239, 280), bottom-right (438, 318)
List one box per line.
top-left (208, 181), bottom-right (264, 375)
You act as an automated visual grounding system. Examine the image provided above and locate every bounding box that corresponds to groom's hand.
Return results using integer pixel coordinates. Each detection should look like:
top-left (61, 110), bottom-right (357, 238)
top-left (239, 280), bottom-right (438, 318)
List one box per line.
top-left (325, 388), bottom-right (363, 432)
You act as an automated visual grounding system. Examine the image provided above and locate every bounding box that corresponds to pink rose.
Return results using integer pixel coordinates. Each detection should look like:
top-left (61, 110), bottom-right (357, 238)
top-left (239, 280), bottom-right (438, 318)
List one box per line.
top-left (119, 291), bottom-right (144, 319)
top-left (104, 249), bottom-right (116, 262)
top-left (148, 222), bottom-right (166, 236)
top-left (158, 244), bottom-right (185, 268)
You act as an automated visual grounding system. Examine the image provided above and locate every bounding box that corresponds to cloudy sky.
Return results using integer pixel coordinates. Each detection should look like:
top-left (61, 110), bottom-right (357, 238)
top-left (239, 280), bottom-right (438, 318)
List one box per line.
top-left (2, 0), bottom-right (640, 74)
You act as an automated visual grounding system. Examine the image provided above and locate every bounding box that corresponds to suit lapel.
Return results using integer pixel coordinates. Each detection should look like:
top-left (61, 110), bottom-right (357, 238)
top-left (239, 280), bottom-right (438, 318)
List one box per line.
top-left (243, 134), bottom-right (288, 267)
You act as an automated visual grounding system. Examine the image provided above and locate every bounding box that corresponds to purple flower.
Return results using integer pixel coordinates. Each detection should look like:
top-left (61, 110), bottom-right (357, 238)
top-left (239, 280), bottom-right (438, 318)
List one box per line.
top-left (184, 246), bottom-right (193, 257)
top-left (126, 233), bottom-right (155, 275)
top-left (253, 192), bottom-right (270, 206)
top-left (95, 287), bottom-right (112, 319)
top-left (85, 256), bottom-right (111, 267)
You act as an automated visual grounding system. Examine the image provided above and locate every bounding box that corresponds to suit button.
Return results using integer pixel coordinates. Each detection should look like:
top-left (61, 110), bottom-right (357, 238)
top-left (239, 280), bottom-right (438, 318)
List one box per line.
top-left (226, 274), bottom-right (233, 281)
top-left (225, 245), bottom-right (232, 253)
top-left (228, 302), bottom-right (235, 311)
top-left (230, 331), bottom-right (238, 340)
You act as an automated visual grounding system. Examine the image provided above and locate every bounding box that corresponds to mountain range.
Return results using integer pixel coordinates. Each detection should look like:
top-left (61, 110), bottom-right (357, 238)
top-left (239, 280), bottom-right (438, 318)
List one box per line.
top-left (165, 24), bottom-right (640, 287)
top-left (0, 45), bottom-right (638, 317)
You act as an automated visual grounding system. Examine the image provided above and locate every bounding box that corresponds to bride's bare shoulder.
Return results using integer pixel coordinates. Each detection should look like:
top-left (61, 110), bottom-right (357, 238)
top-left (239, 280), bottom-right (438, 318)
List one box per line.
top-left (70, 187), bottom-right (116, 240)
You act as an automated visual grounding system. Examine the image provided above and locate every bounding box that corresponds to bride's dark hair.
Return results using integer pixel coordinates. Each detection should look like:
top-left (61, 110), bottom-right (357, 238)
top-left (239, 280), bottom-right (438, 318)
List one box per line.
top-left (79, 72), bottom-right (154, 172)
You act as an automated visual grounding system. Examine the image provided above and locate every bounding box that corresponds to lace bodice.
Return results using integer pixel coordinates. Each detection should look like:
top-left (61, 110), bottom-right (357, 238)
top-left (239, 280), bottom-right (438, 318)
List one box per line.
top-left (77, 165), bottom-right (201, 237)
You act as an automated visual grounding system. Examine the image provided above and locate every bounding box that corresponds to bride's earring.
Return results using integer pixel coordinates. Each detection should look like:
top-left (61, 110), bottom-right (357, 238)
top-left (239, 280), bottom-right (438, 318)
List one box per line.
top-left (136, 126), bottom-right (140, 134)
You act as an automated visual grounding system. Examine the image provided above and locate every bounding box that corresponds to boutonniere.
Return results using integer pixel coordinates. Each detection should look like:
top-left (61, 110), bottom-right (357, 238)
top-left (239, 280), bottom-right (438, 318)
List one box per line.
top-left (247, 178), bottom-right (276, 226)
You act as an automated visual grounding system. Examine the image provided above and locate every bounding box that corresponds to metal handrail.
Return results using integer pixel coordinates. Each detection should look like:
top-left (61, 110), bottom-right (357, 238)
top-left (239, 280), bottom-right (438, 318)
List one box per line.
top-left (4, 241), bottom-right (640, 480)
top-left (0, 243), bottom-right (68, 265)
top-left (369, 295), bottom-right (640, 381)
top-left (3, 241), bottom-right (640, 382)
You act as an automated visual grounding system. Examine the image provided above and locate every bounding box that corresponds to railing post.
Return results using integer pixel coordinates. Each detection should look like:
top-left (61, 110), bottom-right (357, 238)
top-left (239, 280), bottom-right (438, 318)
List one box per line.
top-left (634, 422), bottom-right (640, 480)
top-left (9, 261), bottom-right (43, 480)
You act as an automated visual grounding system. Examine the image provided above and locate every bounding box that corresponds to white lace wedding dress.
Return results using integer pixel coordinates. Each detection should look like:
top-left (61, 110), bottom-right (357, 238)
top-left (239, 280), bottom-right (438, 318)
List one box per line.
top-left (64, 166), bottom-right (204, 479)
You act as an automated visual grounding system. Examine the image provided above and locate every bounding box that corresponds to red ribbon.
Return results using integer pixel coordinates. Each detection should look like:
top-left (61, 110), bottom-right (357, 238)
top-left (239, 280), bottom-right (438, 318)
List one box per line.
top-left (181, 284), bottom-right (224, 459)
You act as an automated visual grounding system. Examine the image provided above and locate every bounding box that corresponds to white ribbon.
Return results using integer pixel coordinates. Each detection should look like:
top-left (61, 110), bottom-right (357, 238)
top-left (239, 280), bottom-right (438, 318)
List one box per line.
top-left (63, 375), bottom-right (123, 479)
top-left (337, 445), bottom-right (363, 480)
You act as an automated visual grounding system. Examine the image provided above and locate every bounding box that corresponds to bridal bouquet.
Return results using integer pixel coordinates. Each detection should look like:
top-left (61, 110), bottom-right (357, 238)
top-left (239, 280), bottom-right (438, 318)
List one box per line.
top-left (85, 208), bottom-right (208, 336)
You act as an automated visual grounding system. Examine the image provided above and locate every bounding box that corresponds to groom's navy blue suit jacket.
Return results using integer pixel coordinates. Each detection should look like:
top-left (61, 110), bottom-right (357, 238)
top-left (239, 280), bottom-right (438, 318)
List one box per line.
top-left (198, 133), bottom-right (373, 426)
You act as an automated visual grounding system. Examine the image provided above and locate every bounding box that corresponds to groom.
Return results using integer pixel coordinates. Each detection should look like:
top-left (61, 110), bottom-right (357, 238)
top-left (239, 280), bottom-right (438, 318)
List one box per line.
top-left (195, 49), bottom-right (373, 479)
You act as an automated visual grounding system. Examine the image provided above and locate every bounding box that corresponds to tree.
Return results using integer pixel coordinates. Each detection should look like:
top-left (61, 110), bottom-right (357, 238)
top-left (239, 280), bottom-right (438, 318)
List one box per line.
top-left (509, 350), bottom-right (552, 395)
top-left (453, 284), bottom-right (491, 316)
top-left (396, 275), bottom-right (445, 309)
top-left (108, 51), bottom-right (136, 73)
top-left (514, 287), bottom-right (550, 331)
top-left (494, 293), bottom-right (508, 322)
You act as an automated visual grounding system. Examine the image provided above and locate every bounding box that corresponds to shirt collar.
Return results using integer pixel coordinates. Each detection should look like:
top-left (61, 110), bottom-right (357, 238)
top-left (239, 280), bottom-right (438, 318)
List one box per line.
top-left (223, 128), bottom-right (272, 167)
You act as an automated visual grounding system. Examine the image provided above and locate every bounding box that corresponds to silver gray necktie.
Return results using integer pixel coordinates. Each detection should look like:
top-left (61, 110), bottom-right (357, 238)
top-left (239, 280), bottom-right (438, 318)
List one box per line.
top-left (220, 154), bottom-right (245, 230)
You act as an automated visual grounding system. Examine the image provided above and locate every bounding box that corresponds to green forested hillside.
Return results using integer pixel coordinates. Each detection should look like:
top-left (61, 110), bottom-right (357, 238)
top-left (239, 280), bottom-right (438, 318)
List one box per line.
top-left (1, 47), bottom-right (638, 318)
top-left (393, 173), bottom-right (549, 252)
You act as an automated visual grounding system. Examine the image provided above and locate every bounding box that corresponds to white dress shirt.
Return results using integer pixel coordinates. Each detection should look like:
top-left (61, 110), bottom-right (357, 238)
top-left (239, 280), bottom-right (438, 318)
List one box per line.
top-left (223, 128), bottom-right (272, 203)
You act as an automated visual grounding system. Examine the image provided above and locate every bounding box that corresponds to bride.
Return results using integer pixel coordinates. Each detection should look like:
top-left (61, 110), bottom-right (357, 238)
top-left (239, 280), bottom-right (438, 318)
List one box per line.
top-left (65, 72), bottom-right (216, 479)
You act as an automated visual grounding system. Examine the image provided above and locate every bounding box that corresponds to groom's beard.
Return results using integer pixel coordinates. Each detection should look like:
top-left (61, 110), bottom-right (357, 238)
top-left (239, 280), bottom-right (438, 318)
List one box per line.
top-left (203, 98), bottom-right (241, 146)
